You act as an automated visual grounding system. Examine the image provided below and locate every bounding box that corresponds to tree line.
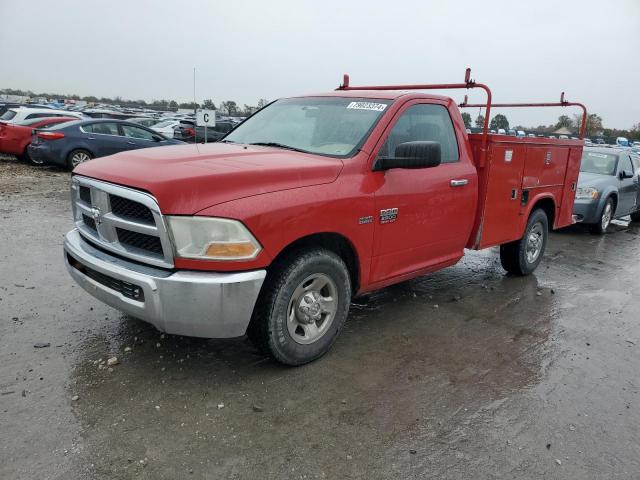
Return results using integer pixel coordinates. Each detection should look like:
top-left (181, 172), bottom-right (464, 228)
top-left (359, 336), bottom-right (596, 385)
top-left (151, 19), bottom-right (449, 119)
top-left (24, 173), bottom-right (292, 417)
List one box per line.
top-left (0, 87), bottom-right (268, 117)
top-left (460, 111), bottom-right (639, 140)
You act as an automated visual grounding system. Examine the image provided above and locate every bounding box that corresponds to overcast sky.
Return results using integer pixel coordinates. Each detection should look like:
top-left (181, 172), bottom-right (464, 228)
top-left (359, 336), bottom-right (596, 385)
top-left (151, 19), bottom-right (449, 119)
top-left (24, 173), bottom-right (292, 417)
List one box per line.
top-left (1, 0), bottom-right (638, 128)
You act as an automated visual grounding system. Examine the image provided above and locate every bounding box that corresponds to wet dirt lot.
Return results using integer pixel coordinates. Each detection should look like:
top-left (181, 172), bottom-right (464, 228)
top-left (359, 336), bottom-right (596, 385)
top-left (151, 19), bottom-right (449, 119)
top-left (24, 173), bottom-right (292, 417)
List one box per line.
top-left (1, 155), bottom-right (639, 480)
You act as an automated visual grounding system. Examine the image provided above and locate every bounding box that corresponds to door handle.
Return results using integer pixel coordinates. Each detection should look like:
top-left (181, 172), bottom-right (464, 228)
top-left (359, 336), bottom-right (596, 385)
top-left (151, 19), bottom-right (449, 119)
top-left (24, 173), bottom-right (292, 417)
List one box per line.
top-left (87, 137), bottom-right (95, 140)
top-left (450, 179), bottom-right (469, 187)
top-left (127, 141), bottom-right (136, 145)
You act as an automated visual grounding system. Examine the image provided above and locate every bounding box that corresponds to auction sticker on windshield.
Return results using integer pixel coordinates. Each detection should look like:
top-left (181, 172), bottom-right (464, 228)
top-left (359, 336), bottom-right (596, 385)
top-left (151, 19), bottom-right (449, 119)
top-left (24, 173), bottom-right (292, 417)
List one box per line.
top-left (346, 102), bottom-right (387, 112)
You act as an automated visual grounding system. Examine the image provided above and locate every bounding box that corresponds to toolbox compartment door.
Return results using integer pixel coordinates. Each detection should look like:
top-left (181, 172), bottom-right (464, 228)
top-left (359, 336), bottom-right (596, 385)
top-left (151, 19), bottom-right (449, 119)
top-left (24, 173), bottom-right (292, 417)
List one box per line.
top-left (473, 143), bottom-right (527, 249)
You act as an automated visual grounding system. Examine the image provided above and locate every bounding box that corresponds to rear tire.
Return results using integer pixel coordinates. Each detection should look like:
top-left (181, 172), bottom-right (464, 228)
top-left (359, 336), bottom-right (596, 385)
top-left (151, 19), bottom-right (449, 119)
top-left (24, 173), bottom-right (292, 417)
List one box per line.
top-left (630, 210), bottom-right (640, 222)
top-left (247, 248), bottom-right (351, 366)
top-left (500, 209), bottom-right (549, 276)
top-left (20, 148), bottom-right (44, 166)
top-left (66, 149), bottom-right (93, 170)
top-left (589, 197), bottom-right (614, 234)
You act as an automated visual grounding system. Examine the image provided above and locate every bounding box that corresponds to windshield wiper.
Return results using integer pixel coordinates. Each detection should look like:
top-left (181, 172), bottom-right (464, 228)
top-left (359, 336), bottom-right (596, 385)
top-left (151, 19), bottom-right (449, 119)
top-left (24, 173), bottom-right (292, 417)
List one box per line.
top-left (249, 142), bottom-right (311, 154)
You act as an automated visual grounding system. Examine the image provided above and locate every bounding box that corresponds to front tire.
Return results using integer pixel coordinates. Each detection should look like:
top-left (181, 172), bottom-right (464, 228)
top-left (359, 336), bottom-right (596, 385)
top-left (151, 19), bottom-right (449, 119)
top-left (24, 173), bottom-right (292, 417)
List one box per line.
top-left (589, 197), bottom-right (614, 234)
top-left (66, 149), bottom-right (93, 170)
top-left (500, 209), bottom-right (549, 276)
top-left (248, 249), bottom-right (351, 366)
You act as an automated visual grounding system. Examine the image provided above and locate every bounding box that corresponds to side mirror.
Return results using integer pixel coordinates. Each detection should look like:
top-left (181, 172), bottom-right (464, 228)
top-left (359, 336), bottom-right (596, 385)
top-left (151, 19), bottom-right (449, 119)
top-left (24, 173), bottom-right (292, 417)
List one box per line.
top-left (373, 141), bottom-right (442, 171)
top-left (620, 171), bottom-right (633, 180)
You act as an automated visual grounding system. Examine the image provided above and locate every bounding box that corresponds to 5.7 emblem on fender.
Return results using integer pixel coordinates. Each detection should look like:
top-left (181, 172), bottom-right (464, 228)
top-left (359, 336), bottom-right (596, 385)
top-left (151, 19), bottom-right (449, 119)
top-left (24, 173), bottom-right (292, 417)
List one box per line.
top-left (379, 208), bottom-right (398, 224)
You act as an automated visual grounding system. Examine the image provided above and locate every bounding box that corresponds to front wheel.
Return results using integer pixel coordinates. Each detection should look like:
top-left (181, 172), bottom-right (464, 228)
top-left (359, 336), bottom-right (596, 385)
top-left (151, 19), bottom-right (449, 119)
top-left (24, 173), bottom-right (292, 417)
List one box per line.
top-left (589, 197), bottom-right (614, 235)
top-left (500, 209), bottom-right (549, 276)
top-left (247, 249), bottom-right (351, 366)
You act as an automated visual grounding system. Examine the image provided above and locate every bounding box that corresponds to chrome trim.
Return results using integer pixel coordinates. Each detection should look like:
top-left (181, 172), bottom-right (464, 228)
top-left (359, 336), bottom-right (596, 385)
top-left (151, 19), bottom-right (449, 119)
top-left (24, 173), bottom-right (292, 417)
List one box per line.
top-left (64, 229), bottom-right (266, 338)
top-left (71, 175), bottom-right (174, 268)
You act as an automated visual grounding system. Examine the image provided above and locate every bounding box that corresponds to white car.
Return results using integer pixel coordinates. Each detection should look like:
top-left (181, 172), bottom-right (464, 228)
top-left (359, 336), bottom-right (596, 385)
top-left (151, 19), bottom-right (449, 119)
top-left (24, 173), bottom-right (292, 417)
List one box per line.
top-left (0, 107), bottom-right (85, 124)
top-left (151, 119), bottom-right (195, 139)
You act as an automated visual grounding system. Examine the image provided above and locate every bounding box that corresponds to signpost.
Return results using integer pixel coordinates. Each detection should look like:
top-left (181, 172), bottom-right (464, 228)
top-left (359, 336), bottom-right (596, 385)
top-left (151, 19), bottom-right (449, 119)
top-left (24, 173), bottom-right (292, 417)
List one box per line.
top-left (196, 109), bottom-right (216, 143)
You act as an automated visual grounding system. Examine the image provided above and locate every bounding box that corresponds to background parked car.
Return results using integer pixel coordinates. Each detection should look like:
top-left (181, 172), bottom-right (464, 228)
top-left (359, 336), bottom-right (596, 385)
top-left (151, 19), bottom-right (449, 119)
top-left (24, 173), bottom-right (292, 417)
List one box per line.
top-left (27, 119), bottom-right (184, 170)
top-left (151, 119), bottom-right (196, 141)
top-left (0, 107), bottom-right (85, 124)
top-left (0, 116), bottom-right (77, 164)
top-left (194, 120), bottom-right (238, 143)
top-left (573, 147), bottom-right (640, 234)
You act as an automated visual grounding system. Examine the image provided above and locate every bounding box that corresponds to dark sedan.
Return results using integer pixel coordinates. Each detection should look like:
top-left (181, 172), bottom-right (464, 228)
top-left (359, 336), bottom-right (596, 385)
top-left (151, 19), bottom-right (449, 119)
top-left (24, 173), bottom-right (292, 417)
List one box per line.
top-left (573, 147), bottom-right (640, 233)
top-left (194, 120), bottom-right (238, 143)
top-left (27, 119), bottom-right (184, 170)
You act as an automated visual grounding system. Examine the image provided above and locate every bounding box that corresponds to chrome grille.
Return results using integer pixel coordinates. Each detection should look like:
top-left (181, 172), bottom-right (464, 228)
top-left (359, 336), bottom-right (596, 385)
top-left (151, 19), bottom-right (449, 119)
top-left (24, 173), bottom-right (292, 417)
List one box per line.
top-left (71, 176), bottom-right (174, 268)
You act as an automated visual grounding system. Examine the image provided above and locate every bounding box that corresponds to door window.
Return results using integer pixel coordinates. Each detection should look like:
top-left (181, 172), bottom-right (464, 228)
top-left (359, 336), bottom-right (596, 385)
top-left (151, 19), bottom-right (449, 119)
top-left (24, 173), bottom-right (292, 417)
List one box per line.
top-left (620, 155), bottom-right (634, 176)
top-left (121, 124), bottom-right (155, 140)
top-left (83, 123), bottom-right (119, 135)
top-left (377, 104), bottom-right (459, 164)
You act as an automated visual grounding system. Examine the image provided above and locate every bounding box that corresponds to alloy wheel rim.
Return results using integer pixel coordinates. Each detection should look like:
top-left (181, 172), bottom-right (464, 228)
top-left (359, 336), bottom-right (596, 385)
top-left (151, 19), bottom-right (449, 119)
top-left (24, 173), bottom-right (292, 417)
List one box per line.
top-left (72, 152), bottom-right (90, 167)
top-left (287, 273), bottom-right (338, 345)
top-left (525, 222), bottom-right (544, 264)
top-left (602, 203), bottom-right (612, 231)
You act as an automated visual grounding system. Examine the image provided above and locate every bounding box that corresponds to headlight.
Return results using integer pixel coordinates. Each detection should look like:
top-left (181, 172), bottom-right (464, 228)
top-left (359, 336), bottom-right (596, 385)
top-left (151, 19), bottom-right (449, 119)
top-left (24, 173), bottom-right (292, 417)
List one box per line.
top-left (575, 187), bottom-right (599, 200)
top-left (167, 216), bottom-right (262, 261)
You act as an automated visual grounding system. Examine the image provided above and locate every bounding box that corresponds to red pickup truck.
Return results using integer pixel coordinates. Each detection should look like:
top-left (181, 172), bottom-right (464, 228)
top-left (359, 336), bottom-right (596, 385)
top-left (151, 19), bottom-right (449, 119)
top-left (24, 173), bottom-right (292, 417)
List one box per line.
top-left (64, 70), bottom-right (586, 365)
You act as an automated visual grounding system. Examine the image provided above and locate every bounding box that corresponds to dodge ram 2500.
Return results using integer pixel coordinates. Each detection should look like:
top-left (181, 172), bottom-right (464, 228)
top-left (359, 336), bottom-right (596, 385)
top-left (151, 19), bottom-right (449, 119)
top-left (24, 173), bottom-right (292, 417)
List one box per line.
top-left (64, 70), bottom-right (586, 365)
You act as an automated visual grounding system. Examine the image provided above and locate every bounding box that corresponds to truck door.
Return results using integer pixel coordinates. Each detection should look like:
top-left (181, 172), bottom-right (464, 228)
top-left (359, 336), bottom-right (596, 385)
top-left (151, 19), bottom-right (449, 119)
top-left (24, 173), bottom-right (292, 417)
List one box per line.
top-left (368, 102), bottom-right (477, 284)
top-left (617, 154), bottom-right (637, 215)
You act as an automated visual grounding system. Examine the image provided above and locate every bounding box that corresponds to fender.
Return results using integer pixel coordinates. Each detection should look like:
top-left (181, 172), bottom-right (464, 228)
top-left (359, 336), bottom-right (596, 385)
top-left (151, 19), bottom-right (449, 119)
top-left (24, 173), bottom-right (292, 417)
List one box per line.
top-left (595, 187), bottom-right (619, 215)
top-left (520, 191), bottom-right (559, 230)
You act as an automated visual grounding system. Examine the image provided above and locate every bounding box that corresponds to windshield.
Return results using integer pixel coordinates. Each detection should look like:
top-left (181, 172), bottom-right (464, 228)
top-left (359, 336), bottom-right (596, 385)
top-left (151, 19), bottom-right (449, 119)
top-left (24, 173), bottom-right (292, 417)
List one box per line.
top-left (223, 97), bottom-right (392, 157)
top-left (580, 151), bottom-right (618, 175)
top-left (1, 109), bottom-right (17, 121)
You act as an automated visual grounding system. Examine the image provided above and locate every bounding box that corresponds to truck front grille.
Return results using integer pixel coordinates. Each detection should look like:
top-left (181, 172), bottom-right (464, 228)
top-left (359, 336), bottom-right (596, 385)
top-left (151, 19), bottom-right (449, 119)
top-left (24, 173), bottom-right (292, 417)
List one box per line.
top-left (116, 228), bottom-right (163, 255)
top-left (82, 214), bottom-right (97, 231)
top-left (71, 176), bottom-right (174, 268)
top-left (110, 194), bottom-right (155, 224)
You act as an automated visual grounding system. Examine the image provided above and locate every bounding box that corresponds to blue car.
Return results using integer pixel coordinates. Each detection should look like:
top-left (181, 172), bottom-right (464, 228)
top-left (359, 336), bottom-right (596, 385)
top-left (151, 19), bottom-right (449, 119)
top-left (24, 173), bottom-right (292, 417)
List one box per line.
top-left (573, 147), bottom-right (640, 234)
top-left (27, 119), bottom-right (184, 170)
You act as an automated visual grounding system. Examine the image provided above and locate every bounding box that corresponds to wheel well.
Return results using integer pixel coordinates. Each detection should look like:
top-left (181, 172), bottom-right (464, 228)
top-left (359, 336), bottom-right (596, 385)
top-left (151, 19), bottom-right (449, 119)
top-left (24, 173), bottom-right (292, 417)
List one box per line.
top-left (531, 198), bottom-right (556, 228)
top-left (606, 193), bottom-right (618, 212)
top-left (270, 233), bottom-right (360, 293)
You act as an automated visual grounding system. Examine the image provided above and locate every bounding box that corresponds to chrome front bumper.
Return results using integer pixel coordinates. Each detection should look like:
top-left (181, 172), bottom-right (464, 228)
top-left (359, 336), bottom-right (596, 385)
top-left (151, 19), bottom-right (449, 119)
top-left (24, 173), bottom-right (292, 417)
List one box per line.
top-left (63, 229), bottom-right (266, 338)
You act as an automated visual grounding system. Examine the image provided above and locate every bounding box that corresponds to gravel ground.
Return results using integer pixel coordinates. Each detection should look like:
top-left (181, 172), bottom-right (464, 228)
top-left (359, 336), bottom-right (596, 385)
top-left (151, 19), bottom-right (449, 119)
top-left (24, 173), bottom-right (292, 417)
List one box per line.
top-left (1, 154), bottom-right (640, 479)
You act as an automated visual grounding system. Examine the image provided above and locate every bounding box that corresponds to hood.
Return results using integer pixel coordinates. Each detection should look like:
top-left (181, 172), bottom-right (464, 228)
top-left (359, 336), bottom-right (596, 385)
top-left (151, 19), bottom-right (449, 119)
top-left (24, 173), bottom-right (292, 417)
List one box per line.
top-left (577, 171), bottom-right (616, 190)
top-left (74, 143), bottom-right (343, 214)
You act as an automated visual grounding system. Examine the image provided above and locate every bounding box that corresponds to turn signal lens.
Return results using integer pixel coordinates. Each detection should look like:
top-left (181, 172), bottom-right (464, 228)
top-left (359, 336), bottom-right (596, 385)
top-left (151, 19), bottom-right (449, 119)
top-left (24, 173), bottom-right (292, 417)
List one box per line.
top-left (204, 242), bottom-right (258, 258)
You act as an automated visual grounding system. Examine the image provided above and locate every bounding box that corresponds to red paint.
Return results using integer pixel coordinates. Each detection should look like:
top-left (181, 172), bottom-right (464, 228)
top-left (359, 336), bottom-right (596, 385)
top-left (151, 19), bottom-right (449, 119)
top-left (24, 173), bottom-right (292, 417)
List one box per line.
top-left (0, 117), bottom-right (75, 156)
top-left (75, 70), bottom-right (585, 295)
